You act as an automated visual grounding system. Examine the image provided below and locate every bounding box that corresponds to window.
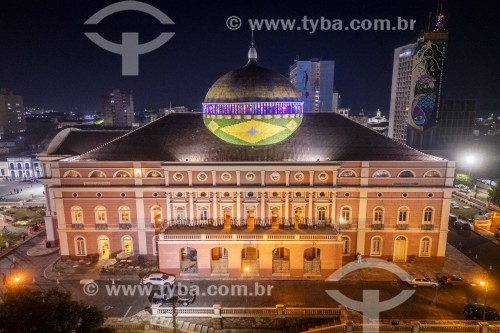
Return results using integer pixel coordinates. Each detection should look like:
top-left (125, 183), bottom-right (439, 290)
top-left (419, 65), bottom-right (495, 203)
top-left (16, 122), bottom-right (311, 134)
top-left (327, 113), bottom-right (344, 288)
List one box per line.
top-left (173, 172), bottom-right (183, 181)
top-left (75, 237), bottom-right (87, 256)
top-left (246, 172), bottom-right (255, 181)
top-left (71, 206), bottom-right (83, 224)
top-left (147, 170), bottom-right (163, 178)
top-left (339, 170), bottom-right (356, 177)
top-left (423, 207), bottom-right (433, 223)
top-left (221, 172), bottom-right (231, 181)
top-left (420, 237), bottom-right (431, 257)
top-left (197, 172), bottom-right (208, 181)
top-left (342, 236), bottom-right (350, 255)
top-left (317, 207), bottom-right (326, 222)
top-left (341, 206), bottom-right (351, 223)
top-left (373, 170), bottom-right (390, 178)
top-left (95, 206), bottom-right (107, 223)
top-left (398, 170), bottom-right (415, 178)
top-left (318, 172), bottom-right (328, 181)
top-left (64, 170), bottom-right (82, 178)
top-left (294, 172), bottom-right (304, 181)
top-left (119, 206), bottom-right (130, 223)
top-left (424, 170), bottom-right (441, 178)
top-left (398, 207), bottom-right (409, 223)
top-left (370, 236), bottom-right (382, 256)
top-left (199, 207), bottom-right (208, 221)
top-left (176, 207), bottom-right (185, 220)
top-left (270, 172), bottom-right (280, 181)
top-left (373, 207), bottom-right (384, 223)
top-left (114, 170), bottom-right (131, 178)
top-left (89, 170), bottom-right (106, 178)
top-left (152, 206), bottom-right (162, 225)
top-left (122, 236), bottom-right (133, 254)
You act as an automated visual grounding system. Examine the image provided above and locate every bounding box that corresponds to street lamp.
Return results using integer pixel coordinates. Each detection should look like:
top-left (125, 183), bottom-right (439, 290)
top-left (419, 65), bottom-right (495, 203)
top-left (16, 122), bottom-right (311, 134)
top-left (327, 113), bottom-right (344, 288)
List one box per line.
top-left (479, 280), bottom-right (489, 321)
top-left (244, 266), bottom-right (250, 307)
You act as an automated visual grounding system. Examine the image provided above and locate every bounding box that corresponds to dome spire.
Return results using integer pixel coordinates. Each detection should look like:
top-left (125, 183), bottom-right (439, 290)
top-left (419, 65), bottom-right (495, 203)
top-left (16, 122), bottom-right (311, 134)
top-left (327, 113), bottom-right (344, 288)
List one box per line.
top-left (248, 29), bottom-right (257, 61)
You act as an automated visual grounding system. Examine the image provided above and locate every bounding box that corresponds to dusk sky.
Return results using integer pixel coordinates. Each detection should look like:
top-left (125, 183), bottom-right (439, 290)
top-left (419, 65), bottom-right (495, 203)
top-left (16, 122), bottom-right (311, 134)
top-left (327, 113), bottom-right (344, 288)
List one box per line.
top-left (1, 0), bottom-right (499, 117)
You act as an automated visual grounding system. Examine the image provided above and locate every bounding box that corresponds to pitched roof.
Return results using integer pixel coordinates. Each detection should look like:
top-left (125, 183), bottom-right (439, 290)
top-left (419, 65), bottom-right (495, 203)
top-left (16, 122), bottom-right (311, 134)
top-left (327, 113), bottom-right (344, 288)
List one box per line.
top-left (68, 112), bottom-right (442, 162)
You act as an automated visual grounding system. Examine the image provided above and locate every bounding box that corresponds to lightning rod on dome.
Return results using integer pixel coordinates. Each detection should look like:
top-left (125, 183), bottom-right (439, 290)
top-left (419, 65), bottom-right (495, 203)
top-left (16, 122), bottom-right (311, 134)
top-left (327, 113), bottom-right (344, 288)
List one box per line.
top-left (248, 29), bottom-right (257, 60)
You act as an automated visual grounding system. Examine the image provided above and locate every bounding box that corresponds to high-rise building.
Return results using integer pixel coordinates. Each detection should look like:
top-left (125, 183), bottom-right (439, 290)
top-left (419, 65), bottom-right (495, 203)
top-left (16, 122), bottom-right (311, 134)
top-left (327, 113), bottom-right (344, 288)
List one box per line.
top-left (438, 100), bottom-right (476, 147)
top-left (102, 89), bottom-right (134, 127)
top-left (388, 13), bottom-right (448, 149)
top-left (289, 59), bottom-right (335, 112)
top-left (0, 88), bottom-right (26, 135)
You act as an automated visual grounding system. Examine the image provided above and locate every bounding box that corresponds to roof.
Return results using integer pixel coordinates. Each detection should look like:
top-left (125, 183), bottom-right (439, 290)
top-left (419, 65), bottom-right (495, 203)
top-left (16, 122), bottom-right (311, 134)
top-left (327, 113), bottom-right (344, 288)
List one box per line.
top-left (45, 128), bottom-right (129, 156)
top-left (66, 112), bottom-right (443, 162)
top-left (204, 59), bottom-right (301, 103)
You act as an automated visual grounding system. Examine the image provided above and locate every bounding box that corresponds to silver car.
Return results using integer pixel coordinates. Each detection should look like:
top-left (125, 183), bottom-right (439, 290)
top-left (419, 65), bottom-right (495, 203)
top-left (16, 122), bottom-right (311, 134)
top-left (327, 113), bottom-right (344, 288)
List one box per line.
top-left (406, 277), bottom-right (439, 288)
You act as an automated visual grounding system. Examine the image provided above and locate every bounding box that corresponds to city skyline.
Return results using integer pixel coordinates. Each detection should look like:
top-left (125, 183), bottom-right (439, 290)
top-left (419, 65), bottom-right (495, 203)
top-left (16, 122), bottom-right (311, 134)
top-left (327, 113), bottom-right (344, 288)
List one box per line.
top-left (0, 0), bottom-right (499, 116)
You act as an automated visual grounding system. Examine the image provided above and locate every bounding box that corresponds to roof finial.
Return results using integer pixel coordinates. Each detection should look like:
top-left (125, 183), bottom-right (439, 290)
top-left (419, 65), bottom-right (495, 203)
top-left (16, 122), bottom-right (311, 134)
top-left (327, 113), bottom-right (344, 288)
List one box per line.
top-left (248, 29), bottom-right (257, 61)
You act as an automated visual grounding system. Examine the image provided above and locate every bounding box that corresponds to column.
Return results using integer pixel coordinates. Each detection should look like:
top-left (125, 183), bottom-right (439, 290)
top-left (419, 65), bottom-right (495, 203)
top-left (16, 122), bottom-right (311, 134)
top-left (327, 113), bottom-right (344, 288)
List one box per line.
top-left (188, 170), bottom-right (193, 186)
top-left (237, 191), bottom-right (241, 223)
top-left (135, 189), bottom-right (147, 255)
top-left (189, 192), bottom-right (194, 225)
top-left (212, 191), bottom-right (218, 224)
top-left (331, 192), bottom-right (337, 224)
top-left (166, 192), bottom-right (171, 223)
top-left (284, 192), bottom-right (289, 220)
top-left (212, 171), bottom-right (217, 186)
top-left (260, 192), bottom-right (265, 222)
top-left (285, 170), bottom-right (290, 186)
top-left (309, 171), bottom-right (315, 186)
top-left (236, 171), bottom-right (241, 186)
top-left (308, 191), bottom-right (313, 222)
top-left (356, 190), bottom-right (368, 255)
top-left (360, 162), bottom-right (369, 186)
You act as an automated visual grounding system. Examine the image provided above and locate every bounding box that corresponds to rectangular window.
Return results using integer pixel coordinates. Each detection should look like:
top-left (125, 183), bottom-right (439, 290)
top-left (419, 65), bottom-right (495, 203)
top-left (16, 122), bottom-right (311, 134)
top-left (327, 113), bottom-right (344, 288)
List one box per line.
top-left (371, 238), bottom-right (381, 255)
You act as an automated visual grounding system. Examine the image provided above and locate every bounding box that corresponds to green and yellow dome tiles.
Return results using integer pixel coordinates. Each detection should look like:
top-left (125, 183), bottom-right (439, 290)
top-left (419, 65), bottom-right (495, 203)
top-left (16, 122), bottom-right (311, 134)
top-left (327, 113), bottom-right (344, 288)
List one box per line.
top-left (202, 46), bottom-right (303, 146)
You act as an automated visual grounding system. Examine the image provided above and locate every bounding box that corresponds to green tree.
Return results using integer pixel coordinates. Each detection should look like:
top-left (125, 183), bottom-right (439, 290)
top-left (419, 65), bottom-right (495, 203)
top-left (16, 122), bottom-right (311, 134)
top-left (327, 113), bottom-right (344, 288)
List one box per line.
top-left (455, 173), bottom-right (473, 188)
top-left (487, 180), bottom-right (500, 206)
top-left (0, 287), bottom-right (114, 333)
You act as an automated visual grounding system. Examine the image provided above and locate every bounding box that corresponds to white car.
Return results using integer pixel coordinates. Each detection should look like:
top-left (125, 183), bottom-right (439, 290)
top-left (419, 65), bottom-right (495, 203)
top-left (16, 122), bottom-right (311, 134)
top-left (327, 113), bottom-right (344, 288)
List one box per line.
top-left (140, 273), bottom-right (176, 286)
top-left (406, 277), bottom-right (439, 288)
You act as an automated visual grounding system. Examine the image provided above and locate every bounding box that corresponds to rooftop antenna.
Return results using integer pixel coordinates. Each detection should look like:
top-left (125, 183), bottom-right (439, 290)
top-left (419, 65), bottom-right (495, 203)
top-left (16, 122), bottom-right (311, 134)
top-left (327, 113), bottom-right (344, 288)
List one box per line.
top-left (248, 29), bottom-right (257, 60)
top-left (251, 29), bottom-right (254, 48)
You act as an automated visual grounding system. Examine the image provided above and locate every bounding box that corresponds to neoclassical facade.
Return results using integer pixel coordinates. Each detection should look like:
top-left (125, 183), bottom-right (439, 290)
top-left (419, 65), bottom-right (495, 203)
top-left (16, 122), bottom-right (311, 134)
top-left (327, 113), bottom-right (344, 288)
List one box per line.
top-left (39, 47), bottom-right (455, 279)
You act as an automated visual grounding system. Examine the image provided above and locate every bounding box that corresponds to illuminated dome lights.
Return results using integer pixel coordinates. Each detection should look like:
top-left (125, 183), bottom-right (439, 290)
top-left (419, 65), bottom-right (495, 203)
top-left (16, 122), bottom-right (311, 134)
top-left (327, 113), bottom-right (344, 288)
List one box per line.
top-left (203, 46), bottom-right (303, 146)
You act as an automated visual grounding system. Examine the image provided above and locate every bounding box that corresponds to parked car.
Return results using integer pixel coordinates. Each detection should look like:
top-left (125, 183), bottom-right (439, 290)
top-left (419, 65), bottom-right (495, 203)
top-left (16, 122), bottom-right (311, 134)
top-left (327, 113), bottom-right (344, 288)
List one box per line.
top-left (406, 277), bottom-right (439, 288)
top-left (149, 286), bottom-right (196, 307)
top-left (451, 203), bottom-right (460, 209)
top-left (454, 220), bottom-right (472, 230)
top-left (139, 272), bottom-right (176, 286)
top-left (464, 303), bottom-right (500, 320)
top-left (438, 274), bottom-right (468, 286)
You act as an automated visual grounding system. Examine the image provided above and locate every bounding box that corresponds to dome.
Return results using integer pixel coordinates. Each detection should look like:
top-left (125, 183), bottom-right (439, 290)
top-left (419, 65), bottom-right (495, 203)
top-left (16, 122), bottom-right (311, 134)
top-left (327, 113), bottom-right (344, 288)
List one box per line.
top-left (202, 47), bottom-right (304, 146)
top-left (204, 59), bottom-right (301, 103)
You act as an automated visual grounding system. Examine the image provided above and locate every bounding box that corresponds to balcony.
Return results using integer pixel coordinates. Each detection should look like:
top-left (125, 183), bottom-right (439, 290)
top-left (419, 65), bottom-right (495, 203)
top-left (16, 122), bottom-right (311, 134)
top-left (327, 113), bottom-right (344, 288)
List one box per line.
top-left (396, 223), bottom-right (409, 230)
top-left (119, 223), bottom-right (132, 230)
top-left (95, 223), bottom-right (108, 230)
top-left (372, 223), bottom-right (384, 230)
top-left (422, 224), bottom-right (434, 230)
top-left (339, 223), bottom-right (352, 230)
top-left (71, 223), bottom-right (84, 230)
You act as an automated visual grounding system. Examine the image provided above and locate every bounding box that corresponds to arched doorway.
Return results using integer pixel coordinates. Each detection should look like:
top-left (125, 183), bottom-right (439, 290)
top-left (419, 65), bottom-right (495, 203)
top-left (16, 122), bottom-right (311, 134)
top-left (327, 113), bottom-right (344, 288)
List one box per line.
top-left (272, 247), bottom-right (290, 275)
top-left (211, 247), bottom-right (228, 274)
top-left (294, 207), bottom-right (303, 228)
top-left (393, 236), bottom-right (407, 262)
top-left (271, 207), bottom-right (280, 229)
top-left (241, 247), bottom-right (259, 275)
top-left (304, 247), bottom-right (321, 275)
top-left (180, 247), bottom-right (198, 273)
top-left (98, 236), bottom-right (110, 259)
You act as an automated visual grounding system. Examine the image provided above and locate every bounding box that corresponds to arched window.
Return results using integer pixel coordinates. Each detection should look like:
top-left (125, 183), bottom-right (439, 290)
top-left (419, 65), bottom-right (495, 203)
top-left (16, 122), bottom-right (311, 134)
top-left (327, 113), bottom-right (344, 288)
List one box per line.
top-left (370, 236), bottom-right (382, 256)
top-left (175, 207), bottom-right (185, 221)
top-left (75, 236), bottom-right (87, 256)
top-left (199, 207), bottom-right (208, 221)
top-left (25, 163), bottom-right (30, 169)
top-left (398, 207), bottom-right (409, 223)
top-left (9, 163), bottom-right (14, 169)
top-left (398, 170), bottom-right (415, 178)
top-left (317, 207), bottom-right (326, 222)
top-left (373, 170), bottom-right (391, 178)
top-left (423, 207), bottom-right (434, 223)
top-left (424, 170), bottom-right (441, 178)
top-left (71, 206), bottom-right (83, 224)
top-left (146, 170), bottom-right (163, 178)
top-left (420, 237), bottom-right (431, 257)
top-left (373, 207), bottom-right (384, 224)
top-left (151, 206), bottom-right (162, 225)
top-left (114, 170), bottom-right (131, 178)
top-left (89, 170), bottom-right (106, 178)
top-left (342, 236), bottom-right (350, 255)
top-left (95, 206), bottom-right (107, 223)
top-left (340, 206), bottom-right (351, 223)
top-left (119, 206), bottom-right (130, 223)
top-left (339, 170), bottom-right (356, 177)
top-left (64, 170), bottom-right (82, 178)
top-left (122, 236), bottom-right (133, 254)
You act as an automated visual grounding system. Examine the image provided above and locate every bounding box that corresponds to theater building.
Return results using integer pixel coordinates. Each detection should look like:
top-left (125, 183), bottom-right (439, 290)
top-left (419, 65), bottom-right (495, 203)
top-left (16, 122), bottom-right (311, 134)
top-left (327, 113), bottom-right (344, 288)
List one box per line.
top-left (39, 46), bottom-right (455, 279)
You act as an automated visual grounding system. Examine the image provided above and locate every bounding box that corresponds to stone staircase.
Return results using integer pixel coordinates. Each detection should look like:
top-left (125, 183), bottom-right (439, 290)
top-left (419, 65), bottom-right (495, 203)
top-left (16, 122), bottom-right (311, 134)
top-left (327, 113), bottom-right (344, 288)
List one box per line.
top-left (151, 316), bottom-right (215, 333)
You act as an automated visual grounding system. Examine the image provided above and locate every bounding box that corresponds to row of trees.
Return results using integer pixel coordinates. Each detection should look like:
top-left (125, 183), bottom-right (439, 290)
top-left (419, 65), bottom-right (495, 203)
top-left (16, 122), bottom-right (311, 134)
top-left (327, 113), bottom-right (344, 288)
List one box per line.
top-left (0, 287), bottom-right (114, 333)
top-left (455, 173), bottom-right (500, 206)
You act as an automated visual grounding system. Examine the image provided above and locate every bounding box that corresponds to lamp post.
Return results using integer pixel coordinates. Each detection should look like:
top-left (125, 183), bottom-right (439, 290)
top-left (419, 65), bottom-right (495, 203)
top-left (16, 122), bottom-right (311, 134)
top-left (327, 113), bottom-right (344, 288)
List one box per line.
top-left (244, 266), bottom-right (250, 307)
top-left (479, 280), bottom-right (489, 321)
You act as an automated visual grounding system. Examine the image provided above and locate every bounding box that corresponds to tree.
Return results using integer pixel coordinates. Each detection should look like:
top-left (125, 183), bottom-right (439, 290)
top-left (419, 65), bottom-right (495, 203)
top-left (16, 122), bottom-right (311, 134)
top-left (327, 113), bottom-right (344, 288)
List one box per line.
top-left (455, 173), bottom-right (474, 188)
top-left (0, 287), bottom-right (114, 333)
top-left (487, 180), bottom-right (500, 206)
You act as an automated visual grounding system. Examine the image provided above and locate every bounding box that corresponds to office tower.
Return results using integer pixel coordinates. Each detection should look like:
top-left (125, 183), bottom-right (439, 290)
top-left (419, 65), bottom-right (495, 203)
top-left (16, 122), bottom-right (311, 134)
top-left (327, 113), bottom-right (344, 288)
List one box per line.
top-left (388, 13), bottom-right (448, 149)
top-left (0, 88), bottom-right (26, 135)
top-left (289, 59), bottom-right (335, 112)
top-left (102, 89), bottom-right (135, 127)
top-left (438, 100), bottom-right (476, 147)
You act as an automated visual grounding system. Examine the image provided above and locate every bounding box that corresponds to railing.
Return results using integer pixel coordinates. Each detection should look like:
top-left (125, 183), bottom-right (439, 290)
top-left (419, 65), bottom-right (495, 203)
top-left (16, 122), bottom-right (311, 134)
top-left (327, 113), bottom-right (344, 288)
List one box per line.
top-left (158, 233), bottom-right (341, 241)
top-left (422, 224), bottom-right (434, 230)
top-left (372, 223), bottom-right (384, 230)
top-left (396, 223), bottom-right (409, 230)
top-left (307, 322), bottom-right (487, 333)
top-left (119, 223), bottom-right (132, 230)
top-left (95, 223), bottom-right (108, 230)
top-left (71, 223), bottom-right (84, 229)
